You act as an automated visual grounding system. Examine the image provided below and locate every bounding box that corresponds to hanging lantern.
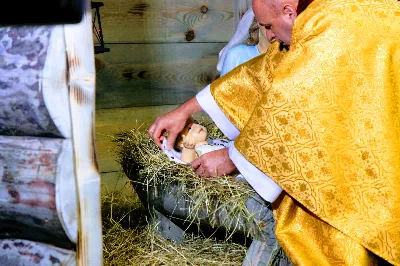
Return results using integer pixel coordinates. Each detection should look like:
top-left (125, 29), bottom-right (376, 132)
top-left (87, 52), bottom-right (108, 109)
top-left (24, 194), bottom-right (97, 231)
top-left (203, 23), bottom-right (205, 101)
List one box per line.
top-left (92, 1), bottom-right (110, 54)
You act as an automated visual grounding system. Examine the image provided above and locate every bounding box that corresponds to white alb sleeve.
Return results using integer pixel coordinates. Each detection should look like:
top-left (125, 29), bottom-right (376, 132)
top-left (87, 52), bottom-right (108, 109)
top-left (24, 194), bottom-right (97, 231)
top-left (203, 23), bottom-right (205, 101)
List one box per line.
top-left (196, 85), bottom-right (240, 140)
top-left (228, 143), bottom-right (282, 202)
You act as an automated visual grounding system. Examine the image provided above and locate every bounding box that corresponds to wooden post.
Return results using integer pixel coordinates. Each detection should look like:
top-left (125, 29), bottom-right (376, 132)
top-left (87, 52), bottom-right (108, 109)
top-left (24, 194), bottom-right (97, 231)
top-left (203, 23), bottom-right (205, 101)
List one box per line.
top-left (65, 0), bottom-right (102, 265)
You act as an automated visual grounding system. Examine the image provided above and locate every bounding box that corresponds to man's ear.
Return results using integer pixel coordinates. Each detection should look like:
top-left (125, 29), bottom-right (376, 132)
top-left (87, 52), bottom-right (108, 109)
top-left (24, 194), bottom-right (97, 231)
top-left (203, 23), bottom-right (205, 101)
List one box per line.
top-left (282, 4), bottom-right (298, 22)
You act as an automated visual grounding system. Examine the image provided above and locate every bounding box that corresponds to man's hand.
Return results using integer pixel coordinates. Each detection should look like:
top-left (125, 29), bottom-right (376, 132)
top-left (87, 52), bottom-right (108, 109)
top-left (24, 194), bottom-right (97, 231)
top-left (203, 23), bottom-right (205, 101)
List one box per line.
top-left (148, 109), bottom-right (190, 149)
top-left (191, 148), bottom-right (238, 177)
top-left (148, 97), bottom-right (203, 149)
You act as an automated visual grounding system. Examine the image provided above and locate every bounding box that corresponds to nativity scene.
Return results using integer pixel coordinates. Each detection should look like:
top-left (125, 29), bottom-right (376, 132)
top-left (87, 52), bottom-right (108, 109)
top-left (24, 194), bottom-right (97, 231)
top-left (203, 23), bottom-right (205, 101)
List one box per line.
top-left (0, 0), bottom-right (399, 265)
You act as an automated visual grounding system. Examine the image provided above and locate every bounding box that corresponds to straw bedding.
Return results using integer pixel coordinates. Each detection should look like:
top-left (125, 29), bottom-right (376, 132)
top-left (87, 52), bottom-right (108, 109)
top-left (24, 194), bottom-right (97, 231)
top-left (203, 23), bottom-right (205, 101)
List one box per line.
top-left (103, 121), bottom-right (271, 265)
top-left (102, 190), bottom-right (247, 265)
top-left (113, 121), bottom-right (265, 238)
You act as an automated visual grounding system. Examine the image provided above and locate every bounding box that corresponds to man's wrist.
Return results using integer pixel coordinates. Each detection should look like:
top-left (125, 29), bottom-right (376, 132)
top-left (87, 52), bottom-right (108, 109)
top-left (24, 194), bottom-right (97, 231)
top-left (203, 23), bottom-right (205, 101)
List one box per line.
top-left (180, 97), bottom-right (203, 118)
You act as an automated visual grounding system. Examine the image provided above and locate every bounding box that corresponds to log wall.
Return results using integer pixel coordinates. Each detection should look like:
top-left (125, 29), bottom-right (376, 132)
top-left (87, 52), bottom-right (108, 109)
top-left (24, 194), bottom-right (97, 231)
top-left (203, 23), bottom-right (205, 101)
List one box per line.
top-left (0, 136), bottom-right (75, 249)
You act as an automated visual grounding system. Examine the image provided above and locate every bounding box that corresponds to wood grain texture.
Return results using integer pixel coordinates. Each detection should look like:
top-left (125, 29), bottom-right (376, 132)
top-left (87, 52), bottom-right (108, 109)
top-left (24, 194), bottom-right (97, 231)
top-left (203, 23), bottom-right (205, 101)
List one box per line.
top-left (235, 0), bottom-right (252, 24)
top-left (93, 0), bottom-right (235, 43)
top-left (0, 136), bottom-right (74, 249)
top-left (95, 42), bottom-right (225, 109)
top-left (0, 239), bottom-right (75, 266)
top-left (65, 0), bottom-right (103, 264)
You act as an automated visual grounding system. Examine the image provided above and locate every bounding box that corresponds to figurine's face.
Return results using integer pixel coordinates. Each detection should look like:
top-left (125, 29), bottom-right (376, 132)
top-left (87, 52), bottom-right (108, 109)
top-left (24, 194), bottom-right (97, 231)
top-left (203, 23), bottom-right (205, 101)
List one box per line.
top-left (174, 123), bottom-right (208, 151)
top-left (184, 123), bottom-right (207, 143)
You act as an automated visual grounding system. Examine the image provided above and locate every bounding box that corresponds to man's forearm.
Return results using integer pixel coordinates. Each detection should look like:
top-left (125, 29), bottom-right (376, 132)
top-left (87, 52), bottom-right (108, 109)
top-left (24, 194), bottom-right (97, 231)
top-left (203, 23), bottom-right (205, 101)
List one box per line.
top-left (179, 96), bottom-right (204, 118)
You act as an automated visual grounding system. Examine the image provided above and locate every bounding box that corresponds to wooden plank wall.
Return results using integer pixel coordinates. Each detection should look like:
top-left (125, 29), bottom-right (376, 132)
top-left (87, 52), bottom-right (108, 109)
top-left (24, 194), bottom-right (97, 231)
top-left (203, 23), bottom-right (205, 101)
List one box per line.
top-left (94, 0), bottom-right (251, 109)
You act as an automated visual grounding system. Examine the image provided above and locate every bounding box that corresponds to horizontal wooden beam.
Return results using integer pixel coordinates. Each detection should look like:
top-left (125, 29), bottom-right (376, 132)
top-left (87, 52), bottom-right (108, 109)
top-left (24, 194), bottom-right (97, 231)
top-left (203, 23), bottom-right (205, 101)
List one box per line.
top-left (94, 0), bottom-right (235, 43)
top-left (95, 42), bottom-right (225, 109)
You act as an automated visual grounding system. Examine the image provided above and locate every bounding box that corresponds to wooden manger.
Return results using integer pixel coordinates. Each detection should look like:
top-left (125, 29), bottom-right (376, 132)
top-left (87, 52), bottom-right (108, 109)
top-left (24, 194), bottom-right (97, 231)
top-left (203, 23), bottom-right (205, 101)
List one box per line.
top-left (114, 125), bottom-right (273, 245)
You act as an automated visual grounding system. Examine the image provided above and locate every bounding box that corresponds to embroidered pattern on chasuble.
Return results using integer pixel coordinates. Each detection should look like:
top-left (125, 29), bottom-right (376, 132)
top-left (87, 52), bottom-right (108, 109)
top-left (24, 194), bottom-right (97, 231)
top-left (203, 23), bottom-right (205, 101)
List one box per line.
top-left (211, 42), bottom-right (286, 132)
top-left (211, 0), bottom-right (400, 265)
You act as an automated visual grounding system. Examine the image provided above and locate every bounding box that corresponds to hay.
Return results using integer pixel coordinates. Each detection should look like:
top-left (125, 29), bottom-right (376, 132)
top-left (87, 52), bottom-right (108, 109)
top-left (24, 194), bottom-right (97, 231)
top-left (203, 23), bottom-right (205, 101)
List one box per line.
top-left (102, 190), bottom-right (247, 266)
top-left (112, 120), bottom-right (264, 240)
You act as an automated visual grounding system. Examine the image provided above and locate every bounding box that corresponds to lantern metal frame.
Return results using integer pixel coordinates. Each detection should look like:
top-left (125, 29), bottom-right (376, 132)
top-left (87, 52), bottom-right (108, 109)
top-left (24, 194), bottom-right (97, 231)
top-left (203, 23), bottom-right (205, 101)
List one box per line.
top-left (92, 1), bottom-right (110, 54)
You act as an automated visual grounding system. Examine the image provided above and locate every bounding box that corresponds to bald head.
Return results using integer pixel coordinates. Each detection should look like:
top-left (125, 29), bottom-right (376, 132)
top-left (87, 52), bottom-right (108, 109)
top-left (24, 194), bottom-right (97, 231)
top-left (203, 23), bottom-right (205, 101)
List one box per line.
top-left (254, 0), bottom-right (299, 16)
top-left (252, 0), bottom-right (299, 46)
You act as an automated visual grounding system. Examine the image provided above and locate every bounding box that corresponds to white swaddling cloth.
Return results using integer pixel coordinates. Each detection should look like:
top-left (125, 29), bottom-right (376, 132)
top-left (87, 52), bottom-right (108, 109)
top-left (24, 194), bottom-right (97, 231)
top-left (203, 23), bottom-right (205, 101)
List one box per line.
top-left (161, 138), bottom-right (232, 165)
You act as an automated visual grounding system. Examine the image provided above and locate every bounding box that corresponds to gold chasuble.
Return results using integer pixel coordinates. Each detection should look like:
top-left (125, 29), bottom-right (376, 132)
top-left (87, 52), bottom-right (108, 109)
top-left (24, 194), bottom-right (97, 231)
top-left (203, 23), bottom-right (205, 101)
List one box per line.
top-left (210, 0), bottom-right (400, 265)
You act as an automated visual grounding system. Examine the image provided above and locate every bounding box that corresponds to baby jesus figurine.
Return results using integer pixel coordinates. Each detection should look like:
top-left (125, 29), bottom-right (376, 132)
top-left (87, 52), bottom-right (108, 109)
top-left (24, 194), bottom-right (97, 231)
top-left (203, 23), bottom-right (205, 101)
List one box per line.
top-left (175, 123), bottom-right (207, 163)
top-left (161, 122), bottom-right (227, 164)
top-left (176, 123), bottom-right (226, 163)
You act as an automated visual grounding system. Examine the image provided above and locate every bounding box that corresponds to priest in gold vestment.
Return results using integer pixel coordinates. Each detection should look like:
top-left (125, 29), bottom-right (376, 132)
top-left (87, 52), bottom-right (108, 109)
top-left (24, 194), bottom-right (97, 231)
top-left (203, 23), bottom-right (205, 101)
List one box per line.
top-left (149, 0), bottom-right (400, 264)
